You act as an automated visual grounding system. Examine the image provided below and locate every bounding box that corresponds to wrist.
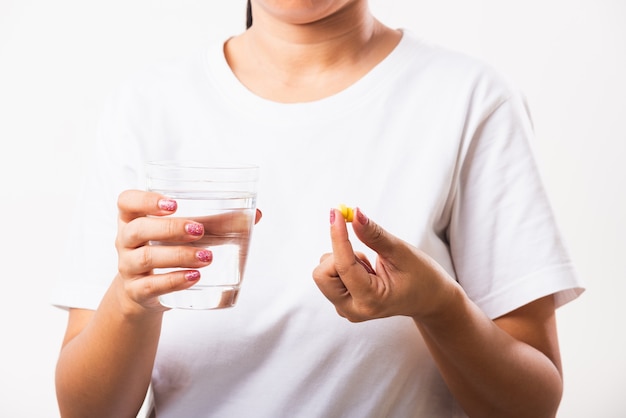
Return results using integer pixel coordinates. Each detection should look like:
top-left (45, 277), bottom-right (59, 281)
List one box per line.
top-left (413, 274), bottom-right (467, 328)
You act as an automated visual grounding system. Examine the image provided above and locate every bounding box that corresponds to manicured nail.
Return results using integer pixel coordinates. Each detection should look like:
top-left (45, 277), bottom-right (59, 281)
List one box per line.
top-left (185, 223), bottom-right (204, 236)
top-left (196, 250), bottom-right (212, 262)
top-left (158, 199), bottom-right (177, 211)
top-left (356, 208), bottom-right (368, 225)
top-left (329, 208), bottom-right (336, 225)
top-left (185, 270), bottom-right (201, 281)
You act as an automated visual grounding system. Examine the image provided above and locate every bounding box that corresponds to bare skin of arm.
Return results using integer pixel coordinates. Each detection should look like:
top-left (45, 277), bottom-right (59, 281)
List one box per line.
top-left (55, 191), bottom-right (262, 417)
top-left (56, 296), bottom-right (163, 418)
top-left (418, 293), bottom-right (562, 417)
top-left (313, 208), bottom-right (563, 418)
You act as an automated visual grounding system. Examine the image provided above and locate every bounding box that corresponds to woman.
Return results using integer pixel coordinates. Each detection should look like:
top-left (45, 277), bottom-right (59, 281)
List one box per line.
top-left (53, 1), bottom-right (584, 417)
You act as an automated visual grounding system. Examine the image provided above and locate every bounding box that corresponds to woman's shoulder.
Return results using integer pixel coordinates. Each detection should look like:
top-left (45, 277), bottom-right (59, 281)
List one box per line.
top-left (399, 30), bottom-right (495, 72)
top-left (398, 31), bottom-right (523, 106)
top-left (399, 29), bottom-right (519, 98)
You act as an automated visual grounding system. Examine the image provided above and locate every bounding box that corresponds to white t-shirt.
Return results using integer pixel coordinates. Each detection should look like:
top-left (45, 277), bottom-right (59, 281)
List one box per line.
top-left (52, 30), bottom-right (584, 417)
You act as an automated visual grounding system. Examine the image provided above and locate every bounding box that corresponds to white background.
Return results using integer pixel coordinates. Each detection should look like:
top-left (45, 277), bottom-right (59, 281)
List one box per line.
top-left (1, 1), bottom-right (624, 416)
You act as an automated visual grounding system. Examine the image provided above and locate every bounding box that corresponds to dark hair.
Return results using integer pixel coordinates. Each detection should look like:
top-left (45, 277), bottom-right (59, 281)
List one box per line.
top-left (246, 0), bottom-right (253, 29)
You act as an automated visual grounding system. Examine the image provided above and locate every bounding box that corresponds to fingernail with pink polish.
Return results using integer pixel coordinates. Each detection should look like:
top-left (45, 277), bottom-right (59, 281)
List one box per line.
top-left (185, 271), bottom-right (200, 281)
top-left (196, 250), bottom-right (212, 263)
top-left (158, 199), bottom-right (177, 211)
top-left (185, 223), bottom-right (204, 236)
top-left (329, 208), bottom-right (336, 225)
top-left (356, 208), bottom-right (368, 225)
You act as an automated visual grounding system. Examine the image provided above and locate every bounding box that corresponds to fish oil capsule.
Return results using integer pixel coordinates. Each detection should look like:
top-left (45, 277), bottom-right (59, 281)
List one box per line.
top-left (338, 204), bottom-right (354, 222)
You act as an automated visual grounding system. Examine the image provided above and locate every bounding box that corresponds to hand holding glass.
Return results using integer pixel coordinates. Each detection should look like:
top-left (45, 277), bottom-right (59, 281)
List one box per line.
top-left (146, 161), bottom-right (259, 310)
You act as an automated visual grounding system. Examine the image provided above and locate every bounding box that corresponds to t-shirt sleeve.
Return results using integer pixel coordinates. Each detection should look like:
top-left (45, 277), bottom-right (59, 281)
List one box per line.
top-left (448, 89), bottom-right (584, 319)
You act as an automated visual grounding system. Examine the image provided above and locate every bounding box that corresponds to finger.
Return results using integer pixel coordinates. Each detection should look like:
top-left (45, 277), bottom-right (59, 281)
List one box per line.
top-left (354, 253), bottom-right (375, 274)
top-left (313, 254), bottom-right (373, 323)
top-left (319, 252), bottom-right (332, 264)
top-left (350, 207), bottom-right (404, 260)
top-left (118, 244), bottom-right (212, 277)
top-left (118, 190), bottom-right (177, 223)
top-left (319, 251), bottom-right (373, 274)
top-left (329, 209), bottom-right (357, 274)
top-left (329, 208), bottom-right (373, 297)
top-left (119, 217), bottom-right (205, 249)
top-left (126, 270), bottom-right (202, 306)
top-left (312, 254), bottom-right (350, 304)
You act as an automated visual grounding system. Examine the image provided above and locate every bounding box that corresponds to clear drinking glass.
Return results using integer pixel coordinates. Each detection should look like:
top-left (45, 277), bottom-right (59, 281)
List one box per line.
top-left (145, 161), bottom-right (259, 310)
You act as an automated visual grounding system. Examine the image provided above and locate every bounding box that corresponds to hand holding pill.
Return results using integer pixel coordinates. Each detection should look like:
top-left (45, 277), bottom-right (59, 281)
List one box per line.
top-left (313, 206), bottom-right (458, 322)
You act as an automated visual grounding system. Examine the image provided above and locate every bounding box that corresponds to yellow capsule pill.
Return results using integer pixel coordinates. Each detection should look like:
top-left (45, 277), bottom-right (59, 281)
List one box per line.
top-left (338, 204), bottom-right (354, 222)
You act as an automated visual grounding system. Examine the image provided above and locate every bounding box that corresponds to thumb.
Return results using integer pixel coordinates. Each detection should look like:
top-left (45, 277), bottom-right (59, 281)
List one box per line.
top-left (351, 208), bottom-right (403, 259)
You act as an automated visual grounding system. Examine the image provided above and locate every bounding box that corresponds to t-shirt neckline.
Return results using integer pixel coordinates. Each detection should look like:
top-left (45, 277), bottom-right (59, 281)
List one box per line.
top-left (204, 29), bottom-right (420, 125)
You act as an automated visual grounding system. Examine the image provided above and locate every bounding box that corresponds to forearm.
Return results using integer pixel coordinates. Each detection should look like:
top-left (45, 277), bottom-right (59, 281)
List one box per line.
top-left (415, 286), bottom-right (562, 418)
top-left (55, 276), bottom-right (163, 418)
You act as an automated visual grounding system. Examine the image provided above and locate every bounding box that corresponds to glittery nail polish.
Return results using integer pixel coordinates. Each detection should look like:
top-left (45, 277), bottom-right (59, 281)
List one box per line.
top-left (158, 199), bottom-right (177, 211)
top-left (196, 250), bottom-right (212, 263)
top-left (185, 223), bottom-right (204, 236)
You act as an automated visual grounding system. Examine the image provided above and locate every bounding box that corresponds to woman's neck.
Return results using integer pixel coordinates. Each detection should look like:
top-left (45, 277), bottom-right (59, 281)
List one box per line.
top-left (224, 2), bottom-right (401, 103)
